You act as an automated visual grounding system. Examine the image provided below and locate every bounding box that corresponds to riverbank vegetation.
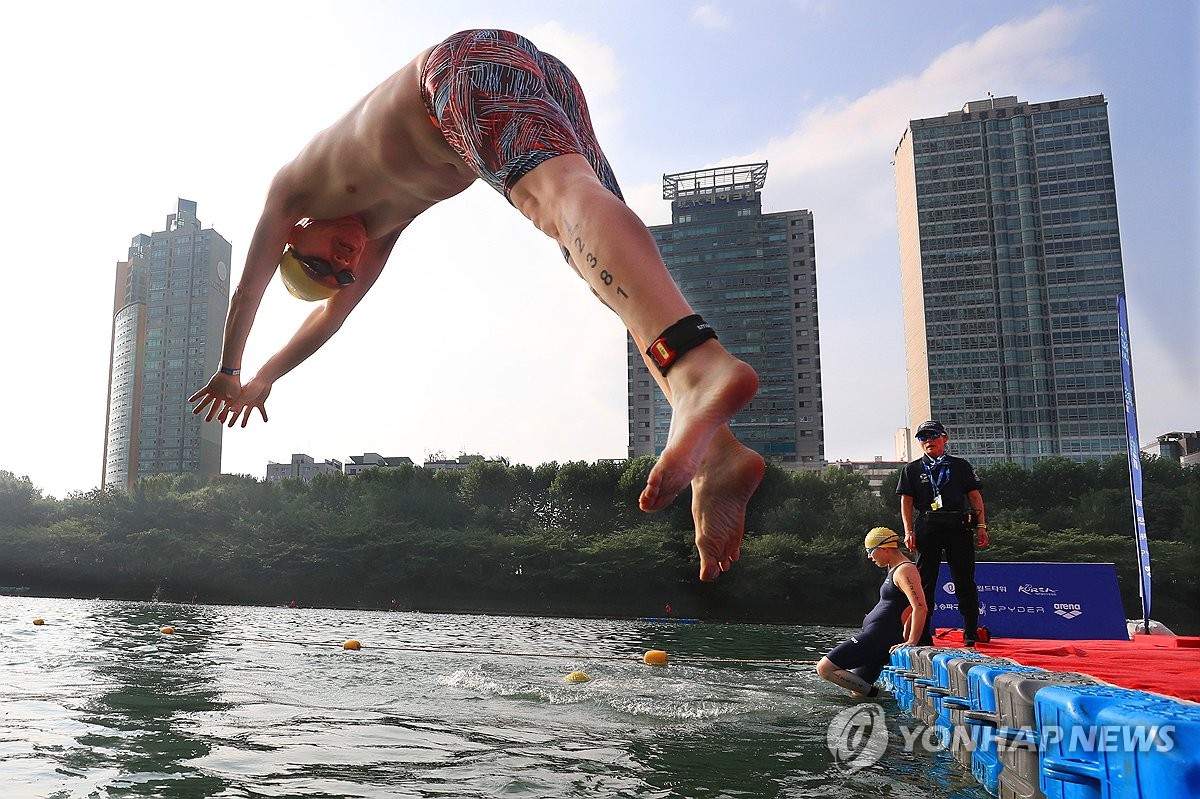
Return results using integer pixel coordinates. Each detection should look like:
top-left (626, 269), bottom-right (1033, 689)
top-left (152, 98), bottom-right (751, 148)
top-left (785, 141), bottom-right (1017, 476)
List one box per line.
top-left (1, 455), bottom-right (1196, 632)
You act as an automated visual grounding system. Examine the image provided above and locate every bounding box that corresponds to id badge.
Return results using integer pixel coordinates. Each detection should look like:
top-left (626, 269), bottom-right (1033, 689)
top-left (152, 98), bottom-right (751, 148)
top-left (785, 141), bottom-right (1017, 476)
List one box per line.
top-left (931, 494), bottom-right (943, 511)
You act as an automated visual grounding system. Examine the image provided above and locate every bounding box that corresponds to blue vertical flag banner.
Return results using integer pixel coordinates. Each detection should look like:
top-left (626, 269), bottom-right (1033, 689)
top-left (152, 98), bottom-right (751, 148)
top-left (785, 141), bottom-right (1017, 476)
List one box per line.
top-left (1117, 292), bottom-right (1152, 629)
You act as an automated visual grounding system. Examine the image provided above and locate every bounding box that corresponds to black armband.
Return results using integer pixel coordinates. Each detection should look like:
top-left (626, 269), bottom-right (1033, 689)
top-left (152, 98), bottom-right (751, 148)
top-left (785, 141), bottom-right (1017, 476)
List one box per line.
top-left (646, 314), bottom-right (718, 376)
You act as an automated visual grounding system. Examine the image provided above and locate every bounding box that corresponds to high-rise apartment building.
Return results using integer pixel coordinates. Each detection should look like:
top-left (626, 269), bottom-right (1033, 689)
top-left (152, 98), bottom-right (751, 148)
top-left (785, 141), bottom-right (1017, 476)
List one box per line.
top-left (629, 163), bottom-right (823, 467)
top-left (894, 95), bottom-right (1128, 467)
top-left (102, 199), bottom-right (232, 489)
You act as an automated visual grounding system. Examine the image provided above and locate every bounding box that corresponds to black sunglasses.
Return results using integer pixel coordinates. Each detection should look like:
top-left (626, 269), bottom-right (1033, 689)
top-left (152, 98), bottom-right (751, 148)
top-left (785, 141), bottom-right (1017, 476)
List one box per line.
top-left (295, 251), bottom-right (355, 286)
top-left (916, 433), bottom-right (944, 441)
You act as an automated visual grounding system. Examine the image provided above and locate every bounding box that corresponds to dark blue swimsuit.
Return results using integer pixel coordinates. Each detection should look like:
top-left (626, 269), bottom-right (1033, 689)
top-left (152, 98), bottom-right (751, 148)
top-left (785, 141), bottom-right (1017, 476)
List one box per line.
top-left (826, 563), bottom-right (913, 682)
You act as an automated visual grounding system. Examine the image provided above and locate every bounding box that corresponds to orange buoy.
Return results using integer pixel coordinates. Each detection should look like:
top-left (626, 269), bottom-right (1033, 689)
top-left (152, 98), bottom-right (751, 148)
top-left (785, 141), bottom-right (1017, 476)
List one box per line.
top-left (32, 618), bottom-right (45, 626)
top-left (343, 639), bottom-right (362, 650)
top-left (643, 649), bottom-right (669, 666)
top-left (160, 626), bottom-right (176, 635)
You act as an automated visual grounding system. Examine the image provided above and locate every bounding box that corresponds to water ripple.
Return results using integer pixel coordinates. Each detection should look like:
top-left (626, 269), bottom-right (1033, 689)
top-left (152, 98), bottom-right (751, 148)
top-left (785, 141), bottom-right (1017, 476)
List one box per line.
top-left (2, 596), bottom-right (989, 798)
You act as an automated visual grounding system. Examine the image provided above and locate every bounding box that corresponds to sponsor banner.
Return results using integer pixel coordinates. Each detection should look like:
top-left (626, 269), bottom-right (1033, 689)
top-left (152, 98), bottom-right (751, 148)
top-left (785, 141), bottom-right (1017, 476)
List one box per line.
top-left (933, 561), bottom-right (1128, 640)
top-left (1118, 292), bottom-right (1153, 626)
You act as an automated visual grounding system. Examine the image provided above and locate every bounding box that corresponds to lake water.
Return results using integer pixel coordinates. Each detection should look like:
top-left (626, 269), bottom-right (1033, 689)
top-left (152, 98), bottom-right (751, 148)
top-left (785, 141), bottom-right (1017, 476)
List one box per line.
top-left (1, 596), bottom-right (988, 798)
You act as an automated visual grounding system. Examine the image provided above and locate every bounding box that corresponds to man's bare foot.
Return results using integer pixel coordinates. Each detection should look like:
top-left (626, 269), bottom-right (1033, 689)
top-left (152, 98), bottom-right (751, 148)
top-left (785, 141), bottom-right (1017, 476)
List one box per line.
top-left (689, 429), bottom-right (765, 581)
top-left (639, 343), bottom-right (759, 512)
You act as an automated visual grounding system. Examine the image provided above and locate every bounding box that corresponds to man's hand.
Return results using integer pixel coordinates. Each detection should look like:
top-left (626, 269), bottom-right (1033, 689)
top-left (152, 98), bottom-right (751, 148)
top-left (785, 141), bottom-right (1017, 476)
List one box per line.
top-left (904, 531), bottom-right (917, 553)
top-left (189, 373), bottom-right (271, 428)
top-left (977, 527), bottom-right (989, 548)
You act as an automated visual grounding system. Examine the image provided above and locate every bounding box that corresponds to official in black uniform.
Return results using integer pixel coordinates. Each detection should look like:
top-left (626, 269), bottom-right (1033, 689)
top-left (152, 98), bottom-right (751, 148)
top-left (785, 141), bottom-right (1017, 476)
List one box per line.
top-left (896, 420), bottom-right (988, 646)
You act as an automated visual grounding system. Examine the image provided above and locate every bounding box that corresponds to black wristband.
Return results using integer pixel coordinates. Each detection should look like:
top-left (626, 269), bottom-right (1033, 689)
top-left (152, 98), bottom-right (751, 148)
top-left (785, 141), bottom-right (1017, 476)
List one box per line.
top-left (646, 314), bottom-right (718, 376)
top-left (219, 366), bottom-right (241, 376)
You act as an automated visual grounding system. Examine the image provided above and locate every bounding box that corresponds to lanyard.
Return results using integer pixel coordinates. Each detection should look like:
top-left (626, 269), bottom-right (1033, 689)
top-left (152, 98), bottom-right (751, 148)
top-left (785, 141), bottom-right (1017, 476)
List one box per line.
top-left (923, 457), bottom-right (950, 494)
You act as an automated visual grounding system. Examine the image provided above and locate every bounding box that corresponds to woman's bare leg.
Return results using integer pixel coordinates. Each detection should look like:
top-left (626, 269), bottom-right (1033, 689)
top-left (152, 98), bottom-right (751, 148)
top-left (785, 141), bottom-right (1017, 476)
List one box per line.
top-left (816, 657), bottom-right (880, 697)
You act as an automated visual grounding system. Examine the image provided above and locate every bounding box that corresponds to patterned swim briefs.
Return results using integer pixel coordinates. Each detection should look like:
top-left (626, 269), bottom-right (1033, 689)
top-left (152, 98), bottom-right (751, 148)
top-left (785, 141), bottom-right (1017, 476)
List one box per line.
top-left (419, 29), bottom-right (624, 202)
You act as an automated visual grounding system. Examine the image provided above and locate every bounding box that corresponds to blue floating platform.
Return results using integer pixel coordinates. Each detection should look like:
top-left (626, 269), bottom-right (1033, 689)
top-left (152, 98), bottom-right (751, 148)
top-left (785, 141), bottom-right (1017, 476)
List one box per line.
top-left (638, 617), bottom-right (699, 624)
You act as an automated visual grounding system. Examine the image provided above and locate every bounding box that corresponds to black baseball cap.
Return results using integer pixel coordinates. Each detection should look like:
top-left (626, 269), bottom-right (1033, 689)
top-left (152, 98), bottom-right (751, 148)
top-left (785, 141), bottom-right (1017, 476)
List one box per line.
top-left (915, 420), bottom-right (948, 438)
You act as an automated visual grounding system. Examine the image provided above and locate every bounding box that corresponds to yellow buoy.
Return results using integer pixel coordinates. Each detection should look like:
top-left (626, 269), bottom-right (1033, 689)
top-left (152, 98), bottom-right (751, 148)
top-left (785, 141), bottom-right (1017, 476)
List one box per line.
top-left (33, 618), bottom-right (45, 626)
top-left (643, 649), bottom-right (669, 666)
top-left (343, 639), bottom-right (362, 650)
top-left (564, 670), bottom-right (591, 683)
top-left (160, 626), bottom-right (176, 635)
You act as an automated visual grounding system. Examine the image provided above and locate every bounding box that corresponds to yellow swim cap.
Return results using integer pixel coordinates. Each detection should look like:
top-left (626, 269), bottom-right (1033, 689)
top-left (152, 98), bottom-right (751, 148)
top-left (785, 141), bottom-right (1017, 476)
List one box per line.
top-left (279, 247), bottom-right (339, 302)
top-left (864, 527), bottom-right (900, 551)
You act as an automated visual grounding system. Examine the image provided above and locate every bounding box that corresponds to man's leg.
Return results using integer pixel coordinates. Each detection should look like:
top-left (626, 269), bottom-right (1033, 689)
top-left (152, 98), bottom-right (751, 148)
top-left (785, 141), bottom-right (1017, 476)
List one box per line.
top-left (913, 527), bottom-right (944, 646)
top-left (533, 51), bottom-right (764, 574)
top-left (511, 157), bottom-right (763, 579)
top-left (945, 530), bottom-right (980, 640)
top-left (424, 30), bottom-right (762, 578)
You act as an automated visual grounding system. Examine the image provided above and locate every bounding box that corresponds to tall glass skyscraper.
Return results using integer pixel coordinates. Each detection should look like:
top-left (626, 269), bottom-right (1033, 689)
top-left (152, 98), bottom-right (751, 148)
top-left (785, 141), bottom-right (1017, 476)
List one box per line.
top-left (894, 94), bottom-right (1128, 467)
top-left (628, 163), bottom-right (823, 467)
top-left (102, 199), bottom-right (232, 489)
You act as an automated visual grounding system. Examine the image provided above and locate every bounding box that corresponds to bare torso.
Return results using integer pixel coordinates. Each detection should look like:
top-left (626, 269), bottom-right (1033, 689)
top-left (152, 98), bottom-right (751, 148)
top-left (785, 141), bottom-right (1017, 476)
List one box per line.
top-left (274, 48), bottom-right (477, 240)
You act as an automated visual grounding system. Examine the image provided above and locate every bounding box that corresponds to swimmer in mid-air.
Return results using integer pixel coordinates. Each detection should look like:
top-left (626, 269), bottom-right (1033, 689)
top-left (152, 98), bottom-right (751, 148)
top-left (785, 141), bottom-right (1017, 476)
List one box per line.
top-left (816, 528), bottom-right (927, 698)
top-left (188, 29), bottom-right (764, 581)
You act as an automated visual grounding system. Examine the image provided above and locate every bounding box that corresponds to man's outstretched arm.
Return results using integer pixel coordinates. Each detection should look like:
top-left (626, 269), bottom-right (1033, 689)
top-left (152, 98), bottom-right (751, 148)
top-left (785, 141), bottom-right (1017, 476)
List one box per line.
top-left (190, 176), bottom-right (301, 420)
top-left (192, 227), bottom-right (400, 428)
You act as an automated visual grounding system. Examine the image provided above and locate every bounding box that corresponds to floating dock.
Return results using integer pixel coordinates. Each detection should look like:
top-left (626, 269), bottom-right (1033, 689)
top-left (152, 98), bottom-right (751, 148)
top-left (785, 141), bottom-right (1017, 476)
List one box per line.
top-left (883, 630), bottom-right (1200, 797)
top-left (637, 617), bottom-right (699, 624)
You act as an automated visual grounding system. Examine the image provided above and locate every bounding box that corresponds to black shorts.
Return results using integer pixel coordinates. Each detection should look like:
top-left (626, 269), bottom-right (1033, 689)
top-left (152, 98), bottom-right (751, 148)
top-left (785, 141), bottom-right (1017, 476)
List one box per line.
top-left (826, 632), bottom-right (895, 683)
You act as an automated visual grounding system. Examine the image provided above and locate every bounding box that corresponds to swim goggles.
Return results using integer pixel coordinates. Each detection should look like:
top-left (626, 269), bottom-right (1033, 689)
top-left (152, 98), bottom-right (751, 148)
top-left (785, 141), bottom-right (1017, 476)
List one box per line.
top-left (866, 535), bottom-right (900, 555)
top-left (294, 251), bottom-right (356, 286)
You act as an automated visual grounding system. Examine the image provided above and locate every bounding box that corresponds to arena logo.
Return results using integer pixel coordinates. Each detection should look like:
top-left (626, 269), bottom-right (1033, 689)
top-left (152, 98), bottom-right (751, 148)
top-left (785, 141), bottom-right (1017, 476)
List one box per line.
top-left (1020, 584), bottom-right (1058, 596)
top-left (1055, 603), bottom-right (1084, 620)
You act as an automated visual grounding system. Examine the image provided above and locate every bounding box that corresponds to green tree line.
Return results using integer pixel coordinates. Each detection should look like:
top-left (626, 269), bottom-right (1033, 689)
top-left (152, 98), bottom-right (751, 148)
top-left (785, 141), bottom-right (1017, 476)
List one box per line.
top-left (1, 455), bottom-right (1197, 632)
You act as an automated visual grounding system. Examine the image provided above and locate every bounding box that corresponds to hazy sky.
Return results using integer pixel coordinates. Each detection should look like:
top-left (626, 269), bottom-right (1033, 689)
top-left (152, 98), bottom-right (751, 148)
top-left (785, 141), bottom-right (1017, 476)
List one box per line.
top-left (3, 1), bottom-right (1195, 498)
